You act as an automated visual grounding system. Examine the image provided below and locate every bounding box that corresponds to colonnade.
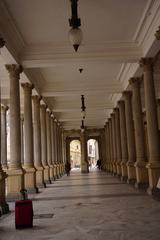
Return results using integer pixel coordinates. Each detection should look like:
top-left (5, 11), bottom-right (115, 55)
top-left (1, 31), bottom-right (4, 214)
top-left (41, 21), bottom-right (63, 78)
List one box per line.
top-left (104, 56), bottom-right (160, 194)
top-left (0, 42), bottom-right (65, 214)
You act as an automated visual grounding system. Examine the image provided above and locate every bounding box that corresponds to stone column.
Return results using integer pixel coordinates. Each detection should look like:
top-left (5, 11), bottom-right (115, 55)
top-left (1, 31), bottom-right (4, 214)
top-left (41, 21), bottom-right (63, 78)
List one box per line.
top-left (58, 126), bottom-right (62, 175)
top-left (157, 99), bottom-right (160, 130)
top-left (123, 91), bottom-right (136, 183)
top-left (108, 118), bottom-right (113, 172)
top-left (5, 64), bottom-right (24, 200)
top-left (53, 120), bottom-right (58, 178)
top-left (104, 124), bottom-right (108, 171)
top-left (114, 107), bottom-right (122, 176)
top-left (54, 120), bottom-right (59, 178)
top-left (1, 105), bottom-right (9, 170)
top-left (40, 104), bottom-right (51, 184)
top-left (50, 114), bottom-right (55, 180)
top-left (21, 83), bottom-right (38, 193)
top-left (111, 113), bottom-right (117, 174)
top-left (57, 124), bottom-right (60, 175)
top-left (32, 96), bottom-right (45, 188)
top-left (117, 100), bottom-right (128, 180)
top-left (20, 115), bottom-right (24, 166)
top-left (129, 77), bottom-right (148, 188)
top-left (0, 51), bottom-right (9, 212)
top-left (81, 130), bottom-right (89, 173)
top-left (140, 58), bottom-right (160, 193)
top-left (46, 109), bottom-right (54, 181)
top-left (106, 122), bottom-right (111, 171)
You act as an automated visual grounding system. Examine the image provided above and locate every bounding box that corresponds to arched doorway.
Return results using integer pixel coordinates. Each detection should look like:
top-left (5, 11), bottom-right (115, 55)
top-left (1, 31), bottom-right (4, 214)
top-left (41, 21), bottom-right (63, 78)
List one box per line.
top-left (87, 139), bottom-right (99, 169)
top-left (70, 140), bottom-right (81, 171)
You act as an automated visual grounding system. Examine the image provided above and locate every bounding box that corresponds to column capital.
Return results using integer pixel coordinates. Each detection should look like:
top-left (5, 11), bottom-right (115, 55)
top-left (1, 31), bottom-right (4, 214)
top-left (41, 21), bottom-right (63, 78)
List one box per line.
top-left (129, 77), bottom-right (141, 88)
top-left (46, 108), bottom-right (52, 115)
top-left (139, 58), bottom-right (153, 71)
top-left (21, 82), bottom-right (34, 91)
top-left (155, 26), bottom-right (160, 40)
top-left (106, 121), bottom-right (109, 126)
top-left (5, 64), bottom-right (23, 79)
top-left (117, 99), bottom-right (124, 106)
top-left (0, 37), bottom-right (5, 48)
top-left (1, 104), bottom-right (9, 112)
top-left (40, 103), bottom-right (47, 110)
top-left (32, 95), bottom-right (42, 103)
top-left (122, 90), bottom-right (132, 98)
top-left (113, 107), bottom-right (119, 113)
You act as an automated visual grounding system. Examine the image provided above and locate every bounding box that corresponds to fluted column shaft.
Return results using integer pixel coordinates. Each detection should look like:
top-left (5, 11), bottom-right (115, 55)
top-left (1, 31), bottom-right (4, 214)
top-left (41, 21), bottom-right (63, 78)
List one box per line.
top-left (22, 83), bottom-right (34, 168)
top-left (46, 110), bottom-right (54, 180)
top-left (140, 58), bottom-right (160, 192)
top-left (21, 83), bottom-right (37, 193)
top-left (118, 100), bottom-right (128, 180)
top-left (106, 122), bottom-right (111, 171)
top-left (129, 77), bottom-right (148, 187)
top-left (5, 64), bottom-right (24, 201)
top-left (114, 108), bottom-right (122, 176)
top-left (40, 104), bottom-right (50, 183)
top-left (7, 65), bottom-right (22, 169)
top-left (108, 118), bottom-right (113, 172)
top-left (20, 116), bottom-right (24, 166)
top-left (111, 113), bottom-right (117, 174)
top-left (123, 91), bottom-right (136, 182)
top-left (32, 96), bottom-right (45, 188)
top-left (1, 105), bottom-right (9, 170)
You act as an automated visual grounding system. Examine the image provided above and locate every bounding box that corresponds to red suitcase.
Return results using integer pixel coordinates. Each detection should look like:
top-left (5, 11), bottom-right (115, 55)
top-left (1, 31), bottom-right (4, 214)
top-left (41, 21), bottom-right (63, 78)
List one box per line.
top-left (15, 200), bottom-right (33, 229)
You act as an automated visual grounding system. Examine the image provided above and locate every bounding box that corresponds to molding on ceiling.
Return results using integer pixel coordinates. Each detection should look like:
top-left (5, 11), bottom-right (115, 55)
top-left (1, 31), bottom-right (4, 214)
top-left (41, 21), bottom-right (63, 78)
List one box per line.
top-left (21, 43), bottom-right (142, 68)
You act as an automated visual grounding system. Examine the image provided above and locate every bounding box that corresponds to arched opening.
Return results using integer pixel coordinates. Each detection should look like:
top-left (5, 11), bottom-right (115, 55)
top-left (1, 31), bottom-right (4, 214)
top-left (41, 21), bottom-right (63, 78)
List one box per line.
top-left (87, 139), bottom-right (99, 169)
top-left (70, 140), bottom-right (81, 171)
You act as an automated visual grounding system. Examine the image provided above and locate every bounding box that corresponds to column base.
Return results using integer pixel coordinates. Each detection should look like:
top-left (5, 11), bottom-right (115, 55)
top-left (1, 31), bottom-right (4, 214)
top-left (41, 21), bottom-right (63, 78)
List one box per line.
top-left (116, 161), bottom-right (122, 176)
top-left (113, 161), bottom-right (117, 175)
top-left (23, 167), bottom-right (38, 193)
top-left (127, 161), bottom-right (136, 183)
top-left (134, 161), bottom-right (149, 188)
top-left (53, 165), bottom-right (57, 180)
top-left (135, 182), bottom-right (148, 190)
top-left (121, 161), bottom-right (128, 180)
top-left (146, 162), bottom-right (160, 192)
top-left (35, 166), bottom-right (46, 188)
top-left (56, 165), bottom-right (60, 178)
top-left (6, 168), bottom-right (24, 201)
top-left (49, 165), bottom-right (54, 181)
top-left (44, 166), bottom-right (51, 184)
top-left (0, 203), bottom-right (10, 215)
top-left (121, 176), bottom-right (128, 182)
top-left (0, 170), bottom-right (9, 214)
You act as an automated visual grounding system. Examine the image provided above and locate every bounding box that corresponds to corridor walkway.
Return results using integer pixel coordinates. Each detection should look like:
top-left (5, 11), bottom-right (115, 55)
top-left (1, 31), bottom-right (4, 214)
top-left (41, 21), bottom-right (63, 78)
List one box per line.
top-left (0, 170), bottom-right (160, 240)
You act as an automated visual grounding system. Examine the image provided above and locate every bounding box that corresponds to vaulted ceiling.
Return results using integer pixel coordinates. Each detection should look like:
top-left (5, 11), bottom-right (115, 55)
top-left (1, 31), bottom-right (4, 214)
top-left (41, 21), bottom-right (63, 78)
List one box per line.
top-left (1, 0), bottom-right (160, 129)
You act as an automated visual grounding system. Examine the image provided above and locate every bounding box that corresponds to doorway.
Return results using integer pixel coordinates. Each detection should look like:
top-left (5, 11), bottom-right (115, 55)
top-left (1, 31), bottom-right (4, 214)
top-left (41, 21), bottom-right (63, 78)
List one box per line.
top-left (87, 139), bottom-right (99, 169)
top-left (70, 140), bottom-right (81, 171)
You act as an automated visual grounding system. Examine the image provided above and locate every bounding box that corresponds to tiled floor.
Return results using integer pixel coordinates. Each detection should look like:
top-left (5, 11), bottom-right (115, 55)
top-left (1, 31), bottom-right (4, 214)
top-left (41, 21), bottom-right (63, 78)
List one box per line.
top-left (0, 170), bottom-right (160, 240)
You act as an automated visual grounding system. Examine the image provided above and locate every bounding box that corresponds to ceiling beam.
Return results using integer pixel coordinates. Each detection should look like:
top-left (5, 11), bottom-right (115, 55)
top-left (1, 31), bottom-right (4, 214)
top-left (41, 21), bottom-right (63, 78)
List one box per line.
top-left (21, 43), bottom-right (142, 68)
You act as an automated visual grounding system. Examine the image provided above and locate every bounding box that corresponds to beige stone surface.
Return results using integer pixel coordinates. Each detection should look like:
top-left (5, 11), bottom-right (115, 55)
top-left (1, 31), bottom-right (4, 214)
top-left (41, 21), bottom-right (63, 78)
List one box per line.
top-left (1, 170), bottom-right (160, 239)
